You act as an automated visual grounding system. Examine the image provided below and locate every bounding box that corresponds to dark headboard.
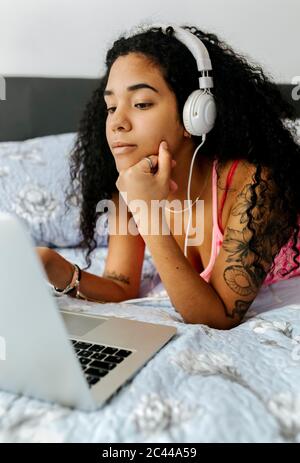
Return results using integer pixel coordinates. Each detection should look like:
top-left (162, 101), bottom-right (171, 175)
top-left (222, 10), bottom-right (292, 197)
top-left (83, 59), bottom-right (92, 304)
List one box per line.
top-left (0, 77), bottom-right (99, 142)
top-left (0, 77), bottom-right (299, 142)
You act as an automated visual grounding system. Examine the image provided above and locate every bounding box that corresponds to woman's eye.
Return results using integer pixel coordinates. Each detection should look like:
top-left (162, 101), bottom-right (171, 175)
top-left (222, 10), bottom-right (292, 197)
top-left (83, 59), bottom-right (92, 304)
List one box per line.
top-left (106, 103), bottom-right (152, 114)
top-left (135, 103), bottom-right (153, 109)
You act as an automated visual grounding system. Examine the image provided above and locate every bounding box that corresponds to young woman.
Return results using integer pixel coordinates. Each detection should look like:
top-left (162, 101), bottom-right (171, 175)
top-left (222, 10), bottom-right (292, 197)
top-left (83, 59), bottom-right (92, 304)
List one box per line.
top-left (36, 25), bottom-right (300, 329)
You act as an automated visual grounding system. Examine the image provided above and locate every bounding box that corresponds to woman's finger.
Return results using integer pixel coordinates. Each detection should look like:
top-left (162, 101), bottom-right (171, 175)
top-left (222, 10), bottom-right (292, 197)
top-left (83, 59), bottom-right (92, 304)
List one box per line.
top-left (169, 178), bottom-right (178, 192)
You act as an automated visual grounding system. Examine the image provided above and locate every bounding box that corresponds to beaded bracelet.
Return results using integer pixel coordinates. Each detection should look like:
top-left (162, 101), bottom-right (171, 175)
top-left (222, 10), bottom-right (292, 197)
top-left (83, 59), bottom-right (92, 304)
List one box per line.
top-left (53, 263), bottom-right (81, 296)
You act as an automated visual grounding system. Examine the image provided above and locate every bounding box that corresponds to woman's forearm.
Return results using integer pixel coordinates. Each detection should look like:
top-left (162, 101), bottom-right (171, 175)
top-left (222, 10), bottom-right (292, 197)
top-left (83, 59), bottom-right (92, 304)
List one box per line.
top-left (37, 247), bottom-right (128, 303)
top-left (136, 213), bottom-right (225, 325)
top-left (67, 269), bottom-right (129, 303)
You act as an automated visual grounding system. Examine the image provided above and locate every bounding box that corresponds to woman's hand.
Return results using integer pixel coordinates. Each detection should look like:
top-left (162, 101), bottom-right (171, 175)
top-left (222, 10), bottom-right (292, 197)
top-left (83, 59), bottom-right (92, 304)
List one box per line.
top-left (35, 246), bottom-right (74, 290)
top-left (115, 141), bottom-right (177, 211)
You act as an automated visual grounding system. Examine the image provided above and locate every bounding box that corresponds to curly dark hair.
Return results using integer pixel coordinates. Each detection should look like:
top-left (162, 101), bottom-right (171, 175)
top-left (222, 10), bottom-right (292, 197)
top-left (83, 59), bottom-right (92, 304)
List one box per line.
top-left (65, 24), bottom-right (300, 278)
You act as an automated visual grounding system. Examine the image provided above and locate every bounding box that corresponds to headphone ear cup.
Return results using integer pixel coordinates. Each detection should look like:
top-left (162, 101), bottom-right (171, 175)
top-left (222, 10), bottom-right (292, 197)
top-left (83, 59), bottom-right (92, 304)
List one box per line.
top-left (183, 90), bottom-right (217, 136)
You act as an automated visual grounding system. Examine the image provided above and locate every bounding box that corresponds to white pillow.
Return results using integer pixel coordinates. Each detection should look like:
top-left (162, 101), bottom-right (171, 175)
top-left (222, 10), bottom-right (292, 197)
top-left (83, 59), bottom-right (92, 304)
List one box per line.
top-left (0, 132), bottom-right (108, 247)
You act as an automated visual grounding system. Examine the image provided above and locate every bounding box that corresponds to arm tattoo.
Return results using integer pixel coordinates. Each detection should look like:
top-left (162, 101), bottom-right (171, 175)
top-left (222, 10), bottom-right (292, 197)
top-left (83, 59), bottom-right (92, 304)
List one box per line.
top-left (221, 179), bottom-right (283, 321)
top-left (223, 300), bottom-right (253, 320)
top-left (223, 265), bottom-right (258, 297)
top-left (103, 271), bottom-right (130, 286)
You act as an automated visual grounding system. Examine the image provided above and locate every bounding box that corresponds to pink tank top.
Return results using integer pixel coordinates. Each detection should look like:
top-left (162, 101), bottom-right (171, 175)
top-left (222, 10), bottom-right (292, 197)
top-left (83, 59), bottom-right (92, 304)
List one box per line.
top-left (200, 159), bottom-right (300, 286)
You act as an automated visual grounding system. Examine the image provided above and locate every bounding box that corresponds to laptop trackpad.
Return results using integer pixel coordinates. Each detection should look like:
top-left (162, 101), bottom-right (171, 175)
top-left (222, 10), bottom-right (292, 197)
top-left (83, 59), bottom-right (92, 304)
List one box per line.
top-left (61, 312), bottom-right (106, 337)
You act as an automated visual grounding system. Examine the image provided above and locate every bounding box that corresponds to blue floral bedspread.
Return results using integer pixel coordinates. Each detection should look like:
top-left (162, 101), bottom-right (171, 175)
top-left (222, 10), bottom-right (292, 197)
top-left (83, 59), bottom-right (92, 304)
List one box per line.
top-left (0, 247), bottom-right (300, 443)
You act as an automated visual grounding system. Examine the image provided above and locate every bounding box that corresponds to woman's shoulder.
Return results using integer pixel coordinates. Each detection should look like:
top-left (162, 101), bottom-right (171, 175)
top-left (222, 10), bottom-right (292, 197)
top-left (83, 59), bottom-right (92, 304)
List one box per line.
top-left (216, 158), bottom-right (272, 196)
top-left (214, 158), bottom-right (276, 227)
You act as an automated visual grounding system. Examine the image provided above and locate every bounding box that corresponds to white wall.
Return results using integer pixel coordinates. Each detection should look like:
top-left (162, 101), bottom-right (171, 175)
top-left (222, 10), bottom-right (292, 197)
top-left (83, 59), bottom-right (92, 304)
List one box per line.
top-left (0, 0), bottom-right (299, 82)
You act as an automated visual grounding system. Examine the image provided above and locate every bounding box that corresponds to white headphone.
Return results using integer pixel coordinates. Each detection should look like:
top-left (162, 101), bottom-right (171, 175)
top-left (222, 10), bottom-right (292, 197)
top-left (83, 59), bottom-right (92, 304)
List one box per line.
top-left (150, 24), bottom-right (217, 136)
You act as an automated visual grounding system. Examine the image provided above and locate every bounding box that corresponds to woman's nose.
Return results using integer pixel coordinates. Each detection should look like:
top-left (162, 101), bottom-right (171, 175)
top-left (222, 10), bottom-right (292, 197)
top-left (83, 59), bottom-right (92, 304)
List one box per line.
top-left (110, 110), bottom-right (131, 132)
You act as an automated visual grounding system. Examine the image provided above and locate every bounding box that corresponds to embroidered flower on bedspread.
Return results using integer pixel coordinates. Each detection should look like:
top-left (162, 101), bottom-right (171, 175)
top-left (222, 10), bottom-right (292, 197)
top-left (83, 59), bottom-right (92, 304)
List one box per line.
top-left (130, 393), bottom-right (194, 436)
top-left (249, 319), bottom-right (294, 338)
top-left (169, 350), bottom-right (240, 380)
top-left (13, 183), bottom-right (60, 225)
top-left (267, 392), bottom-right (300, 441)
top-left (249, 319), bottom-right (300, 372)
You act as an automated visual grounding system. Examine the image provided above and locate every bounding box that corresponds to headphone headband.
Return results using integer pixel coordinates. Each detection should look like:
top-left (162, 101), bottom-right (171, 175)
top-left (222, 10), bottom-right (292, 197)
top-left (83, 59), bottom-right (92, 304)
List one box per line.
top-left (147, 23), bottom-right (214, 90)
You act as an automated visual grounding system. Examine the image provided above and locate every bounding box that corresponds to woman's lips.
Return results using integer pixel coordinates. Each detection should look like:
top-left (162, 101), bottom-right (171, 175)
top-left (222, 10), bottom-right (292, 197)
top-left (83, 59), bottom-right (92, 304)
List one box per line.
top-left (112, 145), bottom-right (137, 154)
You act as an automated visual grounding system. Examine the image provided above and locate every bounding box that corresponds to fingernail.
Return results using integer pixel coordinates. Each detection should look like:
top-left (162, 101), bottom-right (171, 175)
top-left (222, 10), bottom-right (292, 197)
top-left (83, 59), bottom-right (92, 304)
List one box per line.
top-left (161, 141), bottom-right (168, 149)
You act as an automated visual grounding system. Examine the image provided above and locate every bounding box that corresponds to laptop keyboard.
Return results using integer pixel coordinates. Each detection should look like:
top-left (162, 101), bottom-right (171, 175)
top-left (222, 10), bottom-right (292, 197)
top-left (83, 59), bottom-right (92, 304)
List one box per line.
top-left (70, 339), bottom-right (133, 388)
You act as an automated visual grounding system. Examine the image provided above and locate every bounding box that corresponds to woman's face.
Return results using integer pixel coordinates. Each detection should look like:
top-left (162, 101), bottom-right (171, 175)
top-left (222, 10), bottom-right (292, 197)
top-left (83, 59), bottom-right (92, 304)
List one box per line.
top-left (105, 52), bottom-right (188, 172)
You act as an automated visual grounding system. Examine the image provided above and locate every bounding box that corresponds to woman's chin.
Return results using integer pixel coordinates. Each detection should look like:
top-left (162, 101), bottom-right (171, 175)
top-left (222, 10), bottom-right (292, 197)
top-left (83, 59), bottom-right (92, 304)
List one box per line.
top-left (116, 156), bottom-right (141, 170)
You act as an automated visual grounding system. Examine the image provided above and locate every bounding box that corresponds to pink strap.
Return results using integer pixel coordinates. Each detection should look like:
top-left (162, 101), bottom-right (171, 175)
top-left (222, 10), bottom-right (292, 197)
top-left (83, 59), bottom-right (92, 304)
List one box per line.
top-left (218, 160), bottom-right (240, 234)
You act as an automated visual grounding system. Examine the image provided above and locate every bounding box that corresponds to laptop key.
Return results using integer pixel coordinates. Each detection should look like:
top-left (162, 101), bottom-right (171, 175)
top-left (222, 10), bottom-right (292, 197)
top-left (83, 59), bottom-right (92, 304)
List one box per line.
top-left (88, 344), bottom-right (105, 352)
top-left (85, 367), bottom-right (109, 378)
top-left (75, 342), bottom-right (92, 350)
top-left (105, 355), bottom-right (125, 364)
top-left (89, 360), bottom-right (117, 371)
top-left (116, 349), bottom-right (132, 357)
top-left (86, 375), bottom-right (100, 386)
top-left (79, 357), bottom-right (90, 366)
top-left (79, 350), bottom-right (93, 358)
top-left (101, 347), bottom-right (119, 355)
top-left (91, 352), bottom-right (107, 361)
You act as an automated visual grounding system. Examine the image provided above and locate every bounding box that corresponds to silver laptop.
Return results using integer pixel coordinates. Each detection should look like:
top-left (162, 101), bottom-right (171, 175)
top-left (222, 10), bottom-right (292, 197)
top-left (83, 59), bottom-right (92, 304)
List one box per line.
top-left (0, 213), bottom-right (176, 411)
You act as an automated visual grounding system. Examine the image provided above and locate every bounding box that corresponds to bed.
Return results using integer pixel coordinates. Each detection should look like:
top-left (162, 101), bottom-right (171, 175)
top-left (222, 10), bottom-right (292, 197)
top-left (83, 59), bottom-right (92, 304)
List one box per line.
top-left (0, 77), bottom-right (300, 443)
